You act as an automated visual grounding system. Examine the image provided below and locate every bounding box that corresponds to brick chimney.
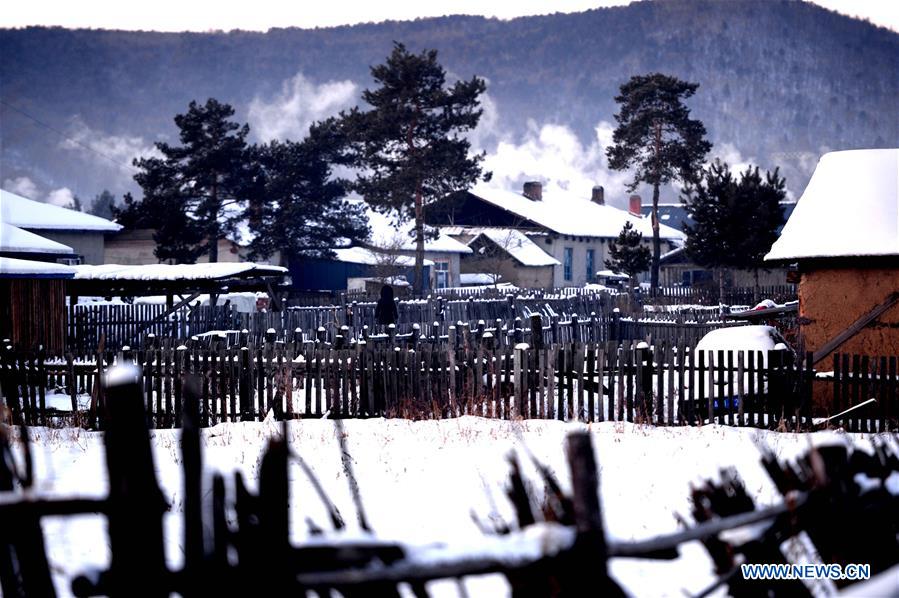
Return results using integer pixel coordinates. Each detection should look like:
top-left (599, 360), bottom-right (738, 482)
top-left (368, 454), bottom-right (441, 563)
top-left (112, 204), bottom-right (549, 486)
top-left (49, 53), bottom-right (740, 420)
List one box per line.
top-left (629, 194), bottom-right (642, 216)
top-left (523, 181), bottom-right (543, 201)
top-left (591, 185), bottom-right (605, 205)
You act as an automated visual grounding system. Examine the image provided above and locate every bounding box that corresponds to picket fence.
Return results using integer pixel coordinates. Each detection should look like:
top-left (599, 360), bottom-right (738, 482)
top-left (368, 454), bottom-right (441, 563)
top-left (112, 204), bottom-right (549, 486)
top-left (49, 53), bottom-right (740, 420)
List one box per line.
top-left (6, 338), bottom-right (894, 432)
top-left (63, 298), bottom-right (754, 359)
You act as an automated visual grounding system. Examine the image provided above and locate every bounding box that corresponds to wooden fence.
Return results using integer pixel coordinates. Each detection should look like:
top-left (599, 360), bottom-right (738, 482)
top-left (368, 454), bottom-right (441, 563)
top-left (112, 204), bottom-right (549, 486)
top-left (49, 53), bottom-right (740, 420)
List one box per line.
top-left (7, 340), bottom-right (895, 432)
top-left (65, 295), bottom-right (612, 354)
top-left (2, 374), bottom-right (896, 597)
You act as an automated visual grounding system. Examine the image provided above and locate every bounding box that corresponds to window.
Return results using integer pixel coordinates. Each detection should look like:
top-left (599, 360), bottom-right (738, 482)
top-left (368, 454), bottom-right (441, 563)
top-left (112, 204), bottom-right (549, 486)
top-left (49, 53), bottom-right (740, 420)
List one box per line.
top-left (586, 249), bottom-right (595, 282)
top-left (563, 247), bottom-right (573, 281)
top-left (434, 261), bottom-right (449, 289)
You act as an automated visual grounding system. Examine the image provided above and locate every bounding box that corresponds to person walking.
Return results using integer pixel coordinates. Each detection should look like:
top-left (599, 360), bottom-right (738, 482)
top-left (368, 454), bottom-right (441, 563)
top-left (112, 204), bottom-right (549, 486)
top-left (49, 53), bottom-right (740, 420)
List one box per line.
top-left (375, 284), bottom-right (398, 328)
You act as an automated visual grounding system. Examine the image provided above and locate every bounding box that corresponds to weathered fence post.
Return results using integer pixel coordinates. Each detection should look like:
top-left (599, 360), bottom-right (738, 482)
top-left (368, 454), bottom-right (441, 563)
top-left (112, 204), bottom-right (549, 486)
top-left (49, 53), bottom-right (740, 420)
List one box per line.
top-left (240, 348), bottom-right (252, 422)
top-left (563, 431), bottom-right (622, 595)
top-left (102, 364), bottom-right (168, 596)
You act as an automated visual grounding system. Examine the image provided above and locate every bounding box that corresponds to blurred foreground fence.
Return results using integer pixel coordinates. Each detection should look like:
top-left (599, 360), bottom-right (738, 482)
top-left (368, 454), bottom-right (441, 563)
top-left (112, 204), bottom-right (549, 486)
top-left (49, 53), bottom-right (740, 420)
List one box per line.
top-left (0, 362), bottom-right (895, 597)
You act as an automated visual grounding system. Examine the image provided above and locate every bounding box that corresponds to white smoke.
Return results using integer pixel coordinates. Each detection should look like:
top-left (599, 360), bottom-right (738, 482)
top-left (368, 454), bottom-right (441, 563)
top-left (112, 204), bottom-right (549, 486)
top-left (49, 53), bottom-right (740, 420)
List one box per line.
top-left (46, 187), bottom-right (77, 208)
top-left (2, 176), bottom-right (40, 199)
top-left (472, 109), bottom-right (635, 207)
top-left (2, 176), bottom-right (79, 208)
top-left (248, 73), bottom-right (357, 142)
top-left (58, 117), bottom-right (160, 178)
top-left (712, 142), bottom-right (756, 175)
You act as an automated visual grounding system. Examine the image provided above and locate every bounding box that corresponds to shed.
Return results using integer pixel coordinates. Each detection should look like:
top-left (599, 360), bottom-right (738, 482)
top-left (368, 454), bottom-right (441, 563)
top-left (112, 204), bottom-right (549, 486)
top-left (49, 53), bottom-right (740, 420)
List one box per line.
top-left (0, 222), bottom-right (75, 261)
top-left (0, 257), bottom-right (75, 351)
top-left (288, 247), bottom-right (433, 293)
top-left (765, 148), bottom-right (899, 364)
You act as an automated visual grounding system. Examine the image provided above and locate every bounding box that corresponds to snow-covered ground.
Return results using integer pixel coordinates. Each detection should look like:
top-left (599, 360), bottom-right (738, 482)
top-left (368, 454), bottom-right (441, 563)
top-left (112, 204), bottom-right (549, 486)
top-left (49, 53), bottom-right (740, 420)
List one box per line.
top-left (8, 419), bottom-right (888, 597)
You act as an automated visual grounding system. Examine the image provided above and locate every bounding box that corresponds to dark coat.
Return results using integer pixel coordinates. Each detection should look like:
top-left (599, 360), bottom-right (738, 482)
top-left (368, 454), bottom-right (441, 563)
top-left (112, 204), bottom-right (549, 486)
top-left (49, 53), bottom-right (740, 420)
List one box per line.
top-left (375, 285), bottom-right (398, 326)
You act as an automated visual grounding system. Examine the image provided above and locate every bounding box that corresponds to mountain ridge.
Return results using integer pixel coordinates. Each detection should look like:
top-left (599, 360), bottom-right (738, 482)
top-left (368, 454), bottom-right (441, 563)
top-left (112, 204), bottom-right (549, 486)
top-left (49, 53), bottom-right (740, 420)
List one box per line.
top-left (1, 0), bottom-right (896, 206)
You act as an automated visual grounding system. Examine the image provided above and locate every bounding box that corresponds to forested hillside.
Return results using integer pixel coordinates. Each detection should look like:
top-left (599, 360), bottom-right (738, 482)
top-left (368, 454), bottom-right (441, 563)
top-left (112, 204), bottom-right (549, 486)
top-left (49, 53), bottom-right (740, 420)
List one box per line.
top-left (1, 0), bottom-right (896, 206)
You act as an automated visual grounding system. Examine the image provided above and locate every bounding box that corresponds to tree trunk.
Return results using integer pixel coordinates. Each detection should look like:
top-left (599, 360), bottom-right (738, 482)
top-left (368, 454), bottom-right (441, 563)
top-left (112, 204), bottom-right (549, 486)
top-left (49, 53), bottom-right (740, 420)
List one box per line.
top-left (718, 268), bottom-right (725, 305)
top-left (209, 181), bottom-right (219, 263)
top-left (753, 268), bottom-right (761, 304)
top-left (414, 183), bottom-right (425, 296)
top-left (650, 120), bottom-right (662, 295)
top-left (651, 182), bottom-right (661, 294)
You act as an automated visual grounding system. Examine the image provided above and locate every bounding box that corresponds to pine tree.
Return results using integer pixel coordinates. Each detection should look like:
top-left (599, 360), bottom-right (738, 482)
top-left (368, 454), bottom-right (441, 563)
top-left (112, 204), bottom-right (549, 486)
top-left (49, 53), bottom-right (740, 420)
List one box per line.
top-left (682, 159), bottom-right (786, 301)
top-left (132, 98), bottom-right (251, 263)
top-left (88, 190), bottom-right (116, 220)
top-left (338, 42), bottom-right (490, 295)
top-left (245, 122), bottom-right (369, 261)
top-left (605, 221), bottom-right (651, 294)
top-left (606, 73), bottom-right (712, 292)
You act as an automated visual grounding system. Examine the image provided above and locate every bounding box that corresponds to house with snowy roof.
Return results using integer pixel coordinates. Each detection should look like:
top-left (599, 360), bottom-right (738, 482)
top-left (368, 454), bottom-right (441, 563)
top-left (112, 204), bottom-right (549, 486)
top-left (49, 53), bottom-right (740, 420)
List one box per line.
top-left (765, 148), bottom-right (899, 364)
top-left (0, 189), bottom-right (121, 264)
top-left (426, 182), bottom-right (685, 288)
top-left (364, 208), bottom-right (471, 289)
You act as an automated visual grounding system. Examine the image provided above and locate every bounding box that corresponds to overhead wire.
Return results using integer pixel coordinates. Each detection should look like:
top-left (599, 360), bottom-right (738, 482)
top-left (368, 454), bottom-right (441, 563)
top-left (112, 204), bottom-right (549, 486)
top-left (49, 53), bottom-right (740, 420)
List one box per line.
top-left (0, 98), bottom-right (140, 173)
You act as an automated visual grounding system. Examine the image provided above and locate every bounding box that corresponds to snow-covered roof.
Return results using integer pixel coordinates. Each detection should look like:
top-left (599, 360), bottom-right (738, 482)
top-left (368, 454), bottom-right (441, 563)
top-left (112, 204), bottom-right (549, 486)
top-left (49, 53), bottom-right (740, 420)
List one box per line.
top-left (0, 189), bottom-right (122, 232)
top-left (766, 149), bottom-right (899, 261)
top-left (366, 208), bottom-right (472, 254)
top-left (332, 247), bottom-right (434, 267)
top-left (467, 185), bottom-right (685, 240)
top-left (0, 256), bottom-right (76, 278)
top-left (0, 222), bottom-right (75, 254)
top-left (460, 273), bottom-right (499, 285)
top-left (72, 262), bottom-right (286, 281)
top-left (468, 228), bottom-right (560, 267)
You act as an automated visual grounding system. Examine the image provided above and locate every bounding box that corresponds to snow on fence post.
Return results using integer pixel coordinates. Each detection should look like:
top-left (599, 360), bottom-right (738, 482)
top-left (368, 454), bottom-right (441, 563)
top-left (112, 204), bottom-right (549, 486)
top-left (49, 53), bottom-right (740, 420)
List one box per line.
top-left (610, 309), bottom-right (621, 342)
top-left (431, 321), bottom-right (440, 344)
top-left (635, 341), bottom-right (652, 423)
top-left (475, 320), bottom-right (485, 346)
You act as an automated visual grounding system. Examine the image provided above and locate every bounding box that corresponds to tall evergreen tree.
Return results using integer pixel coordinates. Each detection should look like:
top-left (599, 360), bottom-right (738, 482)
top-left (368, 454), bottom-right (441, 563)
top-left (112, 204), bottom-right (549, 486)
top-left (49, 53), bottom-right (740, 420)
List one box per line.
top-left (88, 189), bottom-right (116, 220)
top-left (339, 42), bottom-right (490, 295)
top-left (606, 73), bottom-right (712, 292)
top-left (682, 159), bottom-right (786, 300)
top-left (132, 98), bottom-right (250, 263)
top-left (246, 122), bottom-right (369, 261)
top-left (605, 221), bottom-right (651, 295)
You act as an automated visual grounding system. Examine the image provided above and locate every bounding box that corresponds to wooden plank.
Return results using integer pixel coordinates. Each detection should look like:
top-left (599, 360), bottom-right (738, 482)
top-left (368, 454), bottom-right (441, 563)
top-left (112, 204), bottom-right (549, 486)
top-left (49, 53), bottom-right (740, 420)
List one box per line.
top-left (860, 355), bottom-right (870, 433)
top-left (726, 350), bottom-right (735, 426)
top-left (586, 345), bottom-right (595, 423)
top-left (576, 345), bottom-right (585, 422)
top-left (737, 350), bottom-right (745, 427)
top-left (812, 291), bottom-right (899, 364)
top-left (625, 345), bottom-right (634, 423)
top-left (666, 344), bottom-right (675, 426)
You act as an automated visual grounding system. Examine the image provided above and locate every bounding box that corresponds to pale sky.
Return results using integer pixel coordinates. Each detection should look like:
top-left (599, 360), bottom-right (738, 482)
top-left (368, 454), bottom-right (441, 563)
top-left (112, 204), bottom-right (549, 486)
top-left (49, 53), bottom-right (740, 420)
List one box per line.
top-left (1, 0), bottom-right (896, 32)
